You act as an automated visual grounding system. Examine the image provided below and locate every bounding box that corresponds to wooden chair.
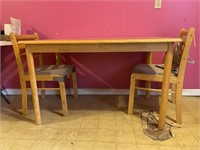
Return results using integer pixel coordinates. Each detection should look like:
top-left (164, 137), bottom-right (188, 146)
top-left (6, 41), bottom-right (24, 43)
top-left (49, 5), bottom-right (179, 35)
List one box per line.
top-left (10, 32), bottom-right (78, 117)
top-left (128, 28), bottom-right (195, 124)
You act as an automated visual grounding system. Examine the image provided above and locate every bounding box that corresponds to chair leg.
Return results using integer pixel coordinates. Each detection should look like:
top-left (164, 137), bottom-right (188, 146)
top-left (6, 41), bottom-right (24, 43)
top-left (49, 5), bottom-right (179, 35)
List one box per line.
top-left (175, 84), bottom-right (182, 124)
top-left (134, 80), bottom-right (138, 98)
top-left (128, 74), bottom-right (136, 115)
top-left (41, 81), bottom-right (45, 100)
top-left (145, 81), bottom-right (151, 99)
top-left (171, 83), bottom-right (176, 104)
top-left (72, 72), bottom-right (78, 99)
top-left (59, 82), bottom-right (68, 117)
top-left (21, 82), bottom-right (28, 116)
top-left (55, 53), bottom-right (62, 65)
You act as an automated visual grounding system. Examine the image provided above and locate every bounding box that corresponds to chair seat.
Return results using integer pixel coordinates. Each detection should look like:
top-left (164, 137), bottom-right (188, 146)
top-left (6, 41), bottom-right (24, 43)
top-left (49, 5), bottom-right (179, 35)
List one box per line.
top-left (133, 64), bottom-right (176, 76)
top-left (25, 65), bottom-right (74, 82)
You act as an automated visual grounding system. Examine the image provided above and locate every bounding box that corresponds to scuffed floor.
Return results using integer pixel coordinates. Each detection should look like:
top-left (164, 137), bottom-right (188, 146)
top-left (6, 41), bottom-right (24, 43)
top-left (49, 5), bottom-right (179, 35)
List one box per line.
top-left (0, 95), bottom-right (199, 150)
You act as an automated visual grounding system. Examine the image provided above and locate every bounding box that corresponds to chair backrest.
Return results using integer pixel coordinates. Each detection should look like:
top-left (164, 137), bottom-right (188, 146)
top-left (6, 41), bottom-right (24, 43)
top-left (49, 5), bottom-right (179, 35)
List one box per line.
top-left (176, 28), bottom-right (195, 84)
top-left (10, 32), bottom-right (43, 80)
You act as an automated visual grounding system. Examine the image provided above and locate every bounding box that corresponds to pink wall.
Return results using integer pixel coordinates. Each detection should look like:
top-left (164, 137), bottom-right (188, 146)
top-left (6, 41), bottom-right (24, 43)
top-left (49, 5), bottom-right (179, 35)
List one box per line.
top-left (1, 0), bottom-right (199, 89)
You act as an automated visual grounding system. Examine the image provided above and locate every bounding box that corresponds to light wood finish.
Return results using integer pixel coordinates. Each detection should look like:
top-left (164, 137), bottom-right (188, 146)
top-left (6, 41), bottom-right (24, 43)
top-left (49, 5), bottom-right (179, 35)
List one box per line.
top-left (145, 52), bottom-right (153, 99)
top-left (10, 33), bottom-right (78, 124)
top-left (128, 28), bottom-right (195, 128)
top-left (19, 36), bottom-right (182, 128)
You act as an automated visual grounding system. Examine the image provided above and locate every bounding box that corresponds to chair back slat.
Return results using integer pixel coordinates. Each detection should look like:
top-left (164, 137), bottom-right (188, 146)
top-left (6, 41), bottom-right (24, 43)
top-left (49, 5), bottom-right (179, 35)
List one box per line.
top-left (14, 34), bottom-right (39, 41)
top-left (10, 32), bottom-right (43, 80)
top-left (177, 28), bottom-right (195, 84)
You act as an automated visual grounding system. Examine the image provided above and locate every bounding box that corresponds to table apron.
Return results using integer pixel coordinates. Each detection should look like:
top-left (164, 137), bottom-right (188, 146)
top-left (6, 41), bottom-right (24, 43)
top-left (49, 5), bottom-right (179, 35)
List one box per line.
top-left (26, 43), bottom-right (169, 53)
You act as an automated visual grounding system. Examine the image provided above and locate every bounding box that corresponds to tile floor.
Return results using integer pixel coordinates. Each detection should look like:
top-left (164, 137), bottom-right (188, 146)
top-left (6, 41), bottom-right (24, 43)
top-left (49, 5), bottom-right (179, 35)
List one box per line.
top-left (0, 95), bottom-right (200, 150)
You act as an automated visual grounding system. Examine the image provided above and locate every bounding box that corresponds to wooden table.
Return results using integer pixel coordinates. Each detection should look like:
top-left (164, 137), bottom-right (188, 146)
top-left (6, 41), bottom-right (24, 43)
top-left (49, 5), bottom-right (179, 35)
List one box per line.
top-left (19, 37), bottom-right (182, 129)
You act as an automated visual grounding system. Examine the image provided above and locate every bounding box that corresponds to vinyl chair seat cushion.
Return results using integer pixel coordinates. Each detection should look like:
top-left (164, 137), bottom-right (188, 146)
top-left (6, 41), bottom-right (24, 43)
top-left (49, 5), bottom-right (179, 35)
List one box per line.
top-left (25, 65), bottom-right (74, 82)
top-left (133, 64), bottom-right (176, 76)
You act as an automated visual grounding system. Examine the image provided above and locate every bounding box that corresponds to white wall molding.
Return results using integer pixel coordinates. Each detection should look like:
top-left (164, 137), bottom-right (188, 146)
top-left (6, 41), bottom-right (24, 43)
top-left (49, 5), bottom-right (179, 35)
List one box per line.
top-left (2, 88), bottom-right (200, 96)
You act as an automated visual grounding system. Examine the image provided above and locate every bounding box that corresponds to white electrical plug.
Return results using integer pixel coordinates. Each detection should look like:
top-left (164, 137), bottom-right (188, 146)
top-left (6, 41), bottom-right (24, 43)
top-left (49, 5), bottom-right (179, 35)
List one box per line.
top-left (155, 0), bottom-right (162, 9)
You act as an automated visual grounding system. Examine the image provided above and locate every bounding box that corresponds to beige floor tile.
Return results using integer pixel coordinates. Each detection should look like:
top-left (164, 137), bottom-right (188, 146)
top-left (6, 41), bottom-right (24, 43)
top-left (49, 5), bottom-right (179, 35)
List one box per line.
top-left (81, 119), bottom-right (99, 129)
top-left (94, 142), bottom-right (116, 150)
top-left (30, 140), bottom-right (54, 150)
top-left (18, 128), bottom-right (44, 140)
top-left (116, 120), bottom-right (133, 130)
top-left (0, 110), bottom-right (25, 123)
top-left (182, 114), bottom-right (200, 124)
top-left (116, 143), bottom-right (137, 150)
top-left (68, 110), bottom-right (86, 115)
top-left (175, 133), bottom-right (198, 146)
top-left (0, 125), bottom-right (12, 137)
top-left (134, 131), bottom-right (160, 145)
top-left (132, 122), bottom-right (143, 131)
top-left (1, 95), bottom-right (200, 150)
top-left (60, 118), bottom-right (83, 129)
top-left (99, 111), bottom-right (116, 120)
top-left (12, 120), bottom-right (40, 128)
top-left (137, 144), bottom-right (159, 150)
top-left (96, 129), bottom-right (116, 142)
top-left (61, 113), bottom-right (84, 122)
top-left (159, 136), bottom-right (180, 146)
top-left (9, 139), bottom-right (35, 150)
top-left (171, 126), bottom-right (190, 134)
top-left (1, 127), bottom-right (27, 139)
top-left (181, 146), bottom-right (199, 150)
top-left (76, 129), bottom-right (97, 142)
top-left (159, 145), bottom-right (182, 150)
top-left (83, 110), bottom-right (100, 120)
top-left (46, 119), bottom-right (63, 128)
top-left (193, 134), bottom-right (200, 143)
top-left (56, 129), bottom-right (78, 141)
top-left (51, 141), bottom-right (73, 150)
top-left (116, 130), bottom-right (136, 144)
top-left (0, 139), bottom-right (15, 150)
top-left (39, 110), bottom-right (64, 120)
top-left (185, 124), bottom-right (200, 134)
top-left (115, 111), bottom-right (132, 121)
top-left (191, 113), bottom-right (200, 119)
top-left (73, 142), bottom-right (95, 150)
top-left (98, 119), bottom-right (116, 130)
top-left (131, 114), bottom-right (143, 131)
top-left (184, 106), bottom-right (200, 115)
top-left (38, 127), bottom-right (60, 140)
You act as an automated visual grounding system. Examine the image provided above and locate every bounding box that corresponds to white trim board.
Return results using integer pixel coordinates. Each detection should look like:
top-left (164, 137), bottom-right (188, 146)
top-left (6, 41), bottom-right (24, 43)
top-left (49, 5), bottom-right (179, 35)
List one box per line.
top-left (2, 88), bottom-right (200, 96)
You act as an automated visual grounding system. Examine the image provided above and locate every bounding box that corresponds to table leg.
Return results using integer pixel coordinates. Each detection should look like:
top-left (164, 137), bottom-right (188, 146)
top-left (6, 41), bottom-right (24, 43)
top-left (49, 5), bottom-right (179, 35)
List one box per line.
top-left (158, 43), bottom-right (173, 129)
top-left (145, 52), bottom-right (152, 99)
top-left (26, 48), bottom-right (41, 125)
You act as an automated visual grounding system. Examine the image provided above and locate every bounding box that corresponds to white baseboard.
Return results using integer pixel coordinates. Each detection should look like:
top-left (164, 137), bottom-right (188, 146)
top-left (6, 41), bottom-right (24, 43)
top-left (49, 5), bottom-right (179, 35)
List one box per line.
top-left (2, 88), bottom-right (200, 96)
